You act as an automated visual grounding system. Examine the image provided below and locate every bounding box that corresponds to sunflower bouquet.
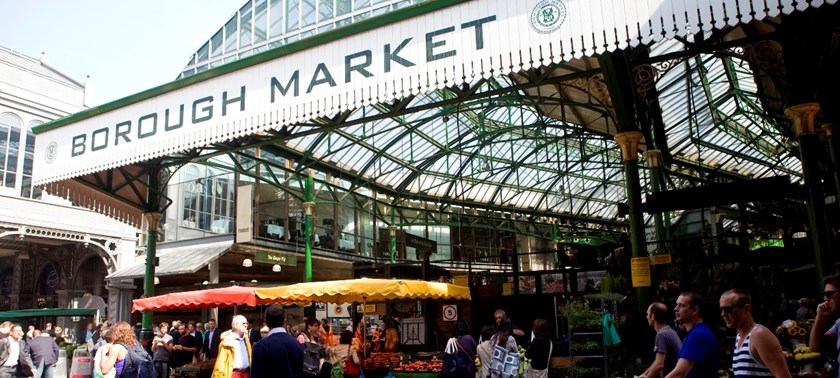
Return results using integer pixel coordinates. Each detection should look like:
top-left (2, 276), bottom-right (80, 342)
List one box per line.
top-left (776, 319), bottom-right (811, 349)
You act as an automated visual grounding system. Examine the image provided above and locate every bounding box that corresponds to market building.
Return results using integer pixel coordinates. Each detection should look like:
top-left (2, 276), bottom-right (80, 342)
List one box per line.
top-left (19, 0), bottom-right (840, 372)
top-left (0, 47), bottom-right (138, 335)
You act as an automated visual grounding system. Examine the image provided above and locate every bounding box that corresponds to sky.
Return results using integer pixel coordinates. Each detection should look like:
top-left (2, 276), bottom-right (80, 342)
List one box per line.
top-left (0, 1), bottom-right (238, 106)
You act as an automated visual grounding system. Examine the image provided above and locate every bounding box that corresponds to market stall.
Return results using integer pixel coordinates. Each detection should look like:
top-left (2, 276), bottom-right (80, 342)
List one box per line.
top-left (255, 278), bottom-right (471, 375)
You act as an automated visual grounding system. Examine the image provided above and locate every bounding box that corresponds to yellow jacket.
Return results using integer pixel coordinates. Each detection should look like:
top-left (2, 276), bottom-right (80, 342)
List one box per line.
top-left (212, 330), bottom-right (252, 378)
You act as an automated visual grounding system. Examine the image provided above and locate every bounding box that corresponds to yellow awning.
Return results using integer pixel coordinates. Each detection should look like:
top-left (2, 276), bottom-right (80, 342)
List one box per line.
top-left (254, 277), bottom-right (471, 303)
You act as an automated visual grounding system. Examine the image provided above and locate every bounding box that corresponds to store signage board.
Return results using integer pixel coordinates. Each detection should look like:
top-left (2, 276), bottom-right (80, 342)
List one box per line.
top-left (650, 254), bottom-right (672, 265)
top-left (254, 251), bottom-right (297, 266)
top-left (236, 184), bottom-right (253, 243)
top-left (453, 275), bottom-right (469, 287)
top-left (33, 0), bottom-right (823, 185)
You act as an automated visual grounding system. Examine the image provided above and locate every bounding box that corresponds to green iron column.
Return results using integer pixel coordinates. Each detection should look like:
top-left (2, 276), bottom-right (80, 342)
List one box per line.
top-left (141, 167), bottom-right (162, 351)
top-left (389, 206), bottom-right (397, 265)
top-left (303, 176), bottom-right (315, 283)
top-left (643, 150), bottom-right (667, 254)
top-left (615, 131), bottom-right (649, 311)
top-left (824, 124), bottom-right (840, 214)
top-left (786, 103), bottom-right (831, 288)
top-left (552, 222), bottom-right (560, 269)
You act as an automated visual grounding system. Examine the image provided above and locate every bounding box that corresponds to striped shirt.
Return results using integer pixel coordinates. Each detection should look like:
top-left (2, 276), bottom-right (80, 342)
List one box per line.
top-left (732, 325), bottom-right (772, 377)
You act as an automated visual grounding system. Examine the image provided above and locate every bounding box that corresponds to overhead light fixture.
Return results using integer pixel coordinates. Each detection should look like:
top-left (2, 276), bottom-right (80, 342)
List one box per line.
top-left (202, 280), bottom-right (210, 285)
top-left (272, 264), bottom-right (282, 272)
top-left (242, 258), bottom-right (253, 267)
top-left (153, 277), bottom-right (160, 285)
top-left (792, 232), bottom-right (807, 239)
top-left (251, 279), bottom-right (258, 283)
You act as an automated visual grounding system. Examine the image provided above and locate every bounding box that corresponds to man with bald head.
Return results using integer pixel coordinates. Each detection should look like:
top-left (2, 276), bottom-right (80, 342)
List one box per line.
top-left (640, 302), bottom-right (681, 378)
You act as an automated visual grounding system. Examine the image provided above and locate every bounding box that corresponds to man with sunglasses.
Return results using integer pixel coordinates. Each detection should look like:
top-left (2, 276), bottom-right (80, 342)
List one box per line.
top-left (720, 289), bottom-right (791, 377)
top-left (665, 291), bottom-right (717, 378)
top-left (809, 273), bottom-right (840, 376)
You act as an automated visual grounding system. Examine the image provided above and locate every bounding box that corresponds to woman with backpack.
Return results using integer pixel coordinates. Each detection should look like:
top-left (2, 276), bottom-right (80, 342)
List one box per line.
top-left (454, 320), bottom-right (477, 378)
top-left (489, 319), bottom-right (519, 378)
top-left (100, 322), bottom-right (132, 377)
top-left (329, 330), bottom-right (361, 378)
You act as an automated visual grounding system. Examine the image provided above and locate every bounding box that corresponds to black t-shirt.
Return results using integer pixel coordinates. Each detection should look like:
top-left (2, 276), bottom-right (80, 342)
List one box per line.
top-left (171, 334), bottom-right (196, 368)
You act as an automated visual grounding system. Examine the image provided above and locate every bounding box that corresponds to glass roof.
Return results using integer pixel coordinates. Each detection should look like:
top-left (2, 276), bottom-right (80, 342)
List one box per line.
top-left (181, 1), bottom-right (806, 233)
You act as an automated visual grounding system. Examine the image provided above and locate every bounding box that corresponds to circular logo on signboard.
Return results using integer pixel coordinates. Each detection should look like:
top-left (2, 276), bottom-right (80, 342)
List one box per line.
top-left (530, 0), bottom-right (567, 34)
top-left (45, 142), bottom-right (58, 164)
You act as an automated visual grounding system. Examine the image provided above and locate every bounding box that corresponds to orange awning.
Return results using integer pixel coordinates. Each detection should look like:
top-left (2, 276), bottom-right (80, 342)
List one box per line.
top-left (132, 286), bottom-right (264, 312)
top-left (254, 278), bottom-right (471, 304)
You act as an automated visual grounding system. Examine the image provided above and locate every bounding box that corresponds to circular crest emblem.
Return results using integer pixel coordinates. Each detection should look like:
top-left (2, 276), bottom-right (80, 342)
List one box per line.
top-left (530, 0), bottom-right (567, 34)
top-left (45, 142), bottom-right (58, 164)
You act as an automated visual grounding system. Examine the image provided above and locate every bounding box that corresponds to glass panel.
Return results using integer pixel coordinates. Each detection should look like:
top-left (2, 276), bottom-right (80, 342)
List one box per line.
top-left (336, 0), bottom-right (351, 15)
top-left (254, 0), bottom-right (268, 42)
top-left (8, 128), bottom-right (19, 151)
top-left (269, 0), bottom-right (284, 37)
top-left (22, 152), bottom-right (32, 175)
top-left (224, 16), bottom-right (238, 53)
top-left (319, 0), bottom-right (333, 22)
top-left (355, 0), bottom-right (370, 9)
top-left (20, 176), bottom-right (31, 198)
top-left (196, 42), bottom-right (209, 63)
top-left (301, 0), bottom-right (316, 27)
top-left (25, 131), bottom-right (34, 154)
top-left (0, 126), bottom-right (7, 148)
top-left (286, 0), bottom-right (300, 32)
top-left (6, 147), bottom-right (17, 173)
top-left (240, 2), bottom-right (253, 47)
top-left (210, 30), bottom-right (223, 57)
top-left (4, 173), bottom-right (14, 188)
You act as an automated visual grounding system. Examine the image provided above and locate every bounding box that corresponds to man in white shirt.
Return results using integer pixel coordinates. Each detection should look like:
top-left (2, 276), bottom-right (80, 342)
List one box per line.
top-left (212, 315), bottom-right (252, 378)
top-left (0, 325), bottom-right (36, 378)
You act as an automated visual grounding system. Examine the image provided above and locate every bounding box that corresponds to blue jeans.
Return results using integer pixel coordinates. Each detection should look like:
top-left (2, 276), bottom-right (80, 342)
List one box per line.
top-left (34, 360), bottom-right (55, 378)
top-left (35, 361), bottom-right (55, 378)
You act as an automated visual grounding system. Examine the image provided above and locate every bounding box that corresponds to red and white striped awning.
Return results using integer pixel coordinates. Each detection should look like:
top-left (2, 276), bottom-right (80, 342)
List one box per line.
top-left (32, 0), bottom-right (835, 185)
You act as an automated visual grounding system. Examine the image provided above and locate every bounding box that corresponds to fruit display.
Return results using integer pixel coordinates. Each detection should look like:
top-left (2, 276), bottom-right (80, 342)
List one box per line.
top-left (362, 352), bottom-right (403, 371)
top-left (392, 358), bottom-right (443, 373)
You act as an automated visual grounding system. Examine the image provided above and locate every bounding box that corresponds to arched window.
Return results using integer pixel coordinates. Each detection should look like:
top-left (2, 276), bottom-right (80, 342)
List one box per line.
top-left (0, 268), bottom-right (13, 296)
top-left (0, 113), bottom-right (23, 190)
top-left (38, 264), bottom-right (60, 295)
top-left (21, 121), bottom-right (42, 198)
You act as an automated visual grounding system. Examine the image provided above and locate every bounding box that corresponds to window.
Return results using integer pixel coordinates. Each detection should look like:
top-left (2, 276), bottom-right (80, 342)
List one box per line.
top-left (0, 113), bottom-right (22, 190)
top-left (21, 122), bottom-right (41, 198)
top-left (181, 165), bottom-right (234, 233)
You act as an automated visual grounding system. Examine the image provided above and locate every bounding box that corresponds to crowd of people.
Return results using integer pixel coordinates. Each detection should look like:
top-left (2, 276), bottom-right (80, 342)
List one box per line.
top-left (0, 321), bottom-right (61, 378)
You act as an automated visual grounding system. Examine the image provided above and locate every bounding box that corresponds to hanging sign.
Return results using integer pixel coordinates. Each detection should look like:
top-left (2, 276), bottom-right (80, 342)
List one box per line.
top-left (630, 257), bottom-right (651, 287)
top-left (650, 254), bottom-right (672, 265)
top-left (442, 305), bottom-right (458, 321)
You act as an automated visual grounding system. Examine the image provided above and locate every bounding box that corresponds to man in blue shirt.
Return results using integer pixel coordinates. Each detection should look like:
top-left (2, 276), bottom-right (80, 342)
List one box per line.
top-left (666, 291), bottom-right (717, 378)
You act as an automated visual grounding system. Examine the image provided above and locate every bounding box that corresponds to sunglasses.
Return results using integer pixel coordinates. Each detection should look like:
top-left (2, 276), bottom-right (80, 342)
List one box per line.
top-left (825, 290), bottom-right (839, 298)
top-left (720, 303), bottom-right (746, 314)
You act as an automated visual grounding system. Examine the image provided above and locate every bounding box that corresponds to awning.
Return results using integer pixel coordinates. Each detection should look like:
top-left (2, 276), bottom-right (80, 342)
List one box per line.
top-left (255, 277), bottom-right (472, 303)
top-left (107, 240), bottom-right (233, 280)
top-left (32, 0), bottom-right (836, 185)
top-left (0, 308), bottom-right (97, 319)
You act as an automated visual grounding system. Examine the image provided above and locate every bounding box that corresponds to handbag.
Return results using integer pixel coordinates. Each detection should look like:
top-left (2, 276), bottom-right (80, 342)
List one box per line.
top-left (488, 336), bottom-right (520, 378)
top-left (442, 337), bottom-right (471, 377)
top-left (524, 339), bottom-right (552, 378)
top-left (343, 346), bottom-right (361, 375)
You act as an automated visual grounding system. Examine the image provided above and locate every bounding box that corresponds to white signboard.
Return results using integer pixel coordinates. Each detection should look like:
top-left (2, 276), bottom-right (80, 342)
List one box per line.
top-left (32, 0), bottom-right (819, 184)
top-left (236, 184), bottom-right (253, 243)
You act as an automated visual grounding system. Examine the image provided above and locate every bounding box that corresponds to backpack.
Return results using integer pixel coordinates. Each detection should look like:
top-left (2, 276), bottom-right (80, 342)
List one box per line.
top-left (118, 342), bottom-right (157, 378)
top-left (302, 342), bottom-right (323, 378)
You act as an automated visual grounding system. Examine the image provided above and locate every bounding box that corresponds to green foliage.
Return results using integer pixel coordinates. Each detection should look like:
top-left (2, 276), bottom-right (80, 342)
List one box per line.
top-left (571, 340), bottom-right (600, 353)
top-left (559, 302), bottom-right (601, 330)
top-left (570, 365), bottom-right (602, 378)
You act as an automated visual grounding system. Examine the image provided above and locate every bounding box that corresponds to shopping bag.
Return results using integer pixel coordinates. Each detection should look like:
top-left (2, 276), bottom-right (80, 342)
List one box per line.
top-left (442, 337), bottom-right (470, 377)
